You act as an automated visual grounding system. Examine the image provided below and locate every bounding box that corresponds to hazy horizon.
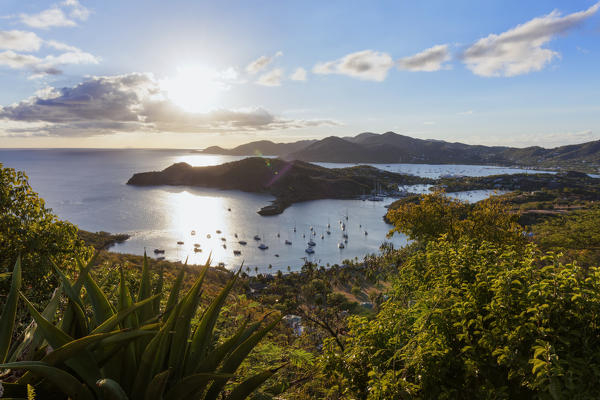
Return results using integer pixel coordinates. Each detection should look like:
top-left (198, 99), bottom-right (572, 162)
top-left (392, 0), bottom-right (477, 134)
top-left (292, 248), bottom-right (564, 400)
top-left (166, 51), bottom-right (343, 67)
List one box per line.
top-left (1, 1), bottom-right (599, 149)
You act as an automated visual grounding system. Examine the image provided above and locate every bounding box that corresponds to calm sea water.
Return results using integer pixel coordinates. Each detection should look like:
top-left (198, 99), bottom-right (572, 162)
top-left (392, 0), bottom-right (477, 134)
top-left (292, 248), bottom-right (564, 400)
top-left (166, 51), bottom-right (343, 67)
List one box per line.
top-left (0, 149), bottom-right (543, 273)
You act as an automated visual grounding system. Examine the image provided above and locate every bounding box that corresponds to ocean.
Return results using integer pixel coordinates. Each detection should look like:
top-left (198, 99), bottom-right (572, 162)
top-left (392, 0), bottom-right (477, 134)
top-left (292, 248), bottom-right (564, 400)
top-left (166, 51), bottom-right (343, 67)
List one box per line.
top-left (0, 149), bottom-right (544, 273)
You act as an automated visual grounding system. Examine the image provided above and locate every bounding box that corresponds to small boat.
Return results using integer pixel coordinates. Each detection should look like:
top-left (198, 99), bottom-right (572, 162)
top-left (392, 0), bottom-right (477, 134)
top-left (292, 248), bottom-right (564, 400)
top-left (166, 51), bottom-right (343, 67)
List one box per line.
top-left (193, 243), bottom-right (201, 247)
top-left (307, 240), bottom-right (316, 247)
top-left (258, 243), bottom-right (268, 250)
top-left (157, 256), bottom-right (166, 260)
top-left (216, 230), bottom-right (222, 234)
top-left (206, 234), bottom-right (211, 239)
top-left (274, 254), bottom-right (279, 257)
top-left (364, 231), bottom-right (368, 236)
top-left (233, 250), bottom-right (241, 255)
top-left (310, 226), bottom-right (313, 231)
top-left (228, 208), bottom-right (231, 211)
top-left (293, 226), bottom-right (296, 232)
top-left (238, 240), bottom-right (247, 245)
top-left (343, 233), bottom-right (348, 239)
top-left (254, 235), bottom-right (261, 241)
top-left (338, 242), bottom-right (345, 249)
top-left (194, 248), bottom-right (202, 253)
top-left (344, 239), bottom-right (348, 244)
top-left (302, 234), bottom-right (305, 238)
top-left (305, 247), bottom-right (315, 254)
top-left (326, 230), bottom-right (331, 235)
top-left (177, 241), bottom-right (184, 245)
top-left (221, 237), bottom-right (226, 241)
top-left (234, 233), bottom-right (238, 238)
top-left (285, 240), bottom-right (292, 245)
top-left (277, 233), bottom-right (280, 238)
top-left (321, 234), bottom-right (324, 239)
top-left (222, 244), bottom-right (227, 249)
top-left (191, 230), bottom-right (196, 235)
top-left (153, 249), bottom-right (165, 254)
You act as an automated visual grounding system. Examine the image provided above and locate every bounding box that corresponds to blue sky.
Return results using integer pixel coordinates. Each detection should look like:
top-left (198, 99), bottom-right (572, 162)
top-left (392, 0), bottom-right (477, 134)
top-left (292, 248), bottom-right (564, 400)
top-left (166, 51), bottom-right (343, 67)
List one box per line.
top-left (0, 0), bottom-right (599, 148)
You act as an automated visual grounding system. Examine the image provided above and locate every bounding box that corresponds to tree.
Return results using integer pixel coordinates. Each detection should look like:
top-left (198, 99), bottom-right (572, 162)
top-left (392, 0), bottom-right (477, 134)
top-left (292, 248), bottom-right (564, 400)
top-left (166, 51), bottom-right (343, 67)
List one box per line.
top-left (0, 164), bottom-right (90, 303)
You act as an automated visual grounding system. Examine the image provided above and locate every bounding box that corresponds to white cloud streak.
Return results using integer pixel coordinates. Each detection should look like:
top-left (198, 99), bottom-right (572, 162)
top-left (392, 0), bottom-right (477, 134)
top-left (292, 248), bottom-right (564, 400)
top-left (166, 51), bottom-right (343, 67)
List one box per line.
top-left (256, 68), bottom-right (284, 86)
top-left (462, 2), bottom-right (600, 77)
top-left (397, 44), bottom-right (451, 72)
top-left (19, 0), bottom-right (90, 29)
top-left (245, 51), bottom-right (283, 74)
top-left (313, 50), bottom-right (393, 82)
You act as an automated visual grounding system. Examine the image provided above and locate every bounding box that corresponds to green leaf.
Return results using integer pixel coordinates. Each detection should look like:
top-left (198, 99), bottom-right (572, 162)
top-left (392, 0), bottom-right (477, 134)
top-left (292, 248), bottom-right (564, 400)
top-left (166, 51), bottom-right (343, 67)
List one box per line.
top-left (96, 378), bottom-right (129, 400)
top-left (137, 251), bottom-right (153, 325)
top-left (204, 315), bottom-right (282, 400)
top-left (9, 282), bottom-right (61, 362)
top-left (82, 266), bottom-right (115, 327)
top-left (168, 263), bottom-right (208, 380)
top-left (90, 294), bottom-right (159, 335)
top-left (145, 369), bottom-right (170, 400)
top-left (0, 361), bottom-right (95, 400)
top-left (225, 366), bottom-right (284, 400)
top-left (0, 257), bottom-right (22, 362)
top-left (186, 267), bottom-right (240, 374)
top-left (163, 372), bottom-right (232, 400)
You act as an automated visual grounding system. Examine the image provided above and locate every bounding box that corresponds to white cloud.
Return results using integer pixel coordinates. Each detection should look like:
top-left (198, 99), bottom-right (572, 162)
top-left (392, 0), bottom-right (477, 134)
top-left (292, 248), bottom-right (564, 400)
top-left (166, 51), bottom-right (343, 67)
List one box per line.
top-left (397, 44), bottom-right (451, 72)
top-left (245, 51), bottom-right (283, 74)
top-left (19, 0), bottom-right (90, 29)
top-left (462, 2), bottom-right (600, 77)
top-left (457, 110), bottom-right (474, 115)
top-left (256, 68), bottom-right (284, 87)
top-left (0, 30), bottom-right (42, 51)
top-left (313, 50), bottom-right (393, 82)
top-left (0, 73), bottom-right (338, 137)
top-left (290, 67), bottom-right (307, 81)
top-left (0, 46), bottom-right (99, 77)
top-left (20, 8), bottom-right (76, 29)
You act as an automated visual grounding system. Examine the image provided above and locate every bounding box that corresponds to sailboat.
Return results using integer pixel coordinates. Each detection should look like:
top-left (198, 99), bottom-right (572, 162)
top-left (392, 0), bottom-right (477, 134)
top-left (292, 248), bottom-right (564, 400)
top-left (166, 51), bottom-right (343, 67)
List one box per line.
top-left (305, 247), bottom-right (315, 254)
top-left (307, 239), bottom-right (316, 247)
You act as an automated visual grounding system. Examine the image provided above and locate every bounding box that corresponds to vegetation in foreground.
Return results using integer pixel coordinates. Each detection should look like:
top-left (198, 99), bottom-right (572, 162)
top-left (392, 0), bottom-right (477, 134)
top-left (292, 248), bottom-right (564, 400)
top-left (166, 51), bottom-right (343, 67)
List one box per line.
top-left (4, 163), bottom-right (600, 398)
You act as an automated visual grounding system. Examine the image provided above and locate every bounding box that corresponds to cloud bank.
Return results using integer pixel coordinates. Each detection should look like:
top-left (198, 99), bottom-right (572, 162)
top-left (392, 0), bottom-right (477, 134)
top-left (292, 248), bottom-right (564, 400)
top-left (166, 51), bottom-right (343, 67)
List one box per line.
top-left (462, 2), bottom-right (599, 77)
top-left (0, 73), bottom-right (338, 137)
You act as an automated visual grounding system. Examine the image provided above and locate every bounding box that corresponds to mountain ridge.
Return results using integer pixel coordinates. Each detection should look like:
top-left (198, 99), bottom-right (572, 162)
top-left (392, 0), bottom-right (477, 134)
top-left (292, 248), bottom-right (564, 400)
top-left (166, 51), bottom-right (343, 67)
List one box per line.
top-left (199, 132), bottom-right (600, 172)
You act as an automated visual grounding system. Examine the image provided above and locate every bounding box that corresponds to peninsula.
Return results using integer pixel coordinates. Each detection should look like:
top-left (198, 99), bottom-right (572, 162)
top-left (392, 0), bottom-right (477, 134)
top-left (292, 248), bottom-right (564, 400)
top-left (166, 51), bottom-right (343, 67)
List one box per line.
top-left (127, 157), bottom-right (432, 215)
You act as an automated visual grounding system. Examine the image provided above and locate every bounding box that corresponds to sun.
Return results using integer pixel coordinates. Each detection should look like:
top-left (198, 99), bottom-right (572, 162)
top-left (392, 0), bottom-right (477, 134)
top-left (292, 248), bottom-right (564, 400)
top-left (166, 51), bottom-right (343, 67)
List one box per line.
top-left (160, 65), bottom-right (226, 113)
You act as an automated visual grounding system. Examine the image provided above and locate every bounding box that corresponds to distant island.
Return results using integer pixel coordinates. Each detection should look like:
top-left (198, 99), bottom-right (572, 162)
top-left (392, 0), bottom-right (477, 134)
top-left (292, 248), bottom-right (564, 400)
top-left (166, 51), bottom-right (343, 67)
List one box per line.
top-left (127, 157), bottom-right (431, 215)
top-left (197, 131), bottom-right (600, 173)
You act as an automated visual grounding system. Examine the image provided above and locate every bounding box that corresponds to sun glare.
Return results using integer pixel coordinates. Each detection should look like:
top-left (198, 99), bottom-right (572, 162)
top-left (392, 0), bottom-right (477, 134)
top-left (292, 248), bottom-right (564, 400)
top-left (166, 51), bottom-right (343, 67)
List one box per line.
top-left (160, 65), bottom-right (226, 113)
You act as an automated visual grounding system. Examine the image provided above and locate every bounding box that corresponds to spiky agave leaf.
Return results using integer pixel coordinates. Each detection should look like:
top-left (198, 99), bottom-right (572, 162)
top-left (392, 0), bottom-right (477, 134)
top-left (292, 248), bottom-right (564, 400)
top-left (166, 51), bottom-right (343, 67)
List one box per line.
top-left (0, 256), bottom-right (21, 362)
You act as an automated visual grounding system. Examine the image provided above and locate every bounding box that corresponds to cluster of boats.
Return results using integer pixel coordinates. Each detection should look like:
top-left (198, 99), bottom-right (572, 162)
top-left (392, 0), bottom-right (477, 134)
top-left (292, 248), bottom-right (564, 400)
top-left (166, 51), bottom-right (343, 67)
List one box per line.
top-left (153, 217), bottom-right (370, 260)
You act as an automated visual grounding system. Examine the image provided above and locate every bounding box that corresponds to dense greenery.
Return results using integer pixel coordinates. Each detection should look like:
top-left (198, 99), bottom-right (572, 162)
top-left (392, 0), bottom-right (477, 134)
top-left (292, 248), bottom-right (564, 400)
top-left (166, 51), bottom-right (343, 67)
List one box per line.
top-left (317, 194), bottom-right (600, 399)
top-left (0, 254), bottom-right (280, 399)
top-left (4, 160), bottom-right (600, 399)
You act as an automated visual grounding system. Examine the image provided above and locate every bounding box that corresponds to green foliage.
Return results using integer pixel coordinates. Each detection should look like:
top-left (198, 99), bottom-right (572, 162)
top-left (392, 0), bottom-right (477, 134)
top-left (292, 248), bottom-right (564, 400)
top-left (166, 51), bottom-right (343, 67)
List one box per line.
top-left (0, 254), bottom-right (280, 399)
top-left (0, 164), bottom-right (91, 316)
top-left (387, 191), bottom-right (524, 247)
top-left (320, 192), bottom-right (600, 399)
top-left (532, 205), bottom-right (600, 266)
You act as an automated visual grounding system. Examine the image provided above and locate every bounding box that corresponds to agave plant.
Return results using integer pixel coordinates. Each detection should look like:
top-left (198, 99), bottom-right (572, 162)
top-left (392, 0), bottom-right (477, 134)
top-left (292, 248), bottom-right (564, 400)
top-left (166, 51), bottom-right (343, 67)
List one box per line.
top-left (0, 253), bottom-right (281, 399)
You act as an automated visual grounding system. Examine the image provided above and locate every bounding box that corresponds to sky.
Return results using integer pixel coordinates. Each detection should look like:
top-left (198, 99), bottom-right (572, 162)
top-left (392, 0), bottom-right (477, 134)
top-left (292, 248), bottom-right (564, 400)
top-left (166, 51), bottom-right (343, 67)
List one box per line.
top-left (0, 0), bottom-right (599, 149)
